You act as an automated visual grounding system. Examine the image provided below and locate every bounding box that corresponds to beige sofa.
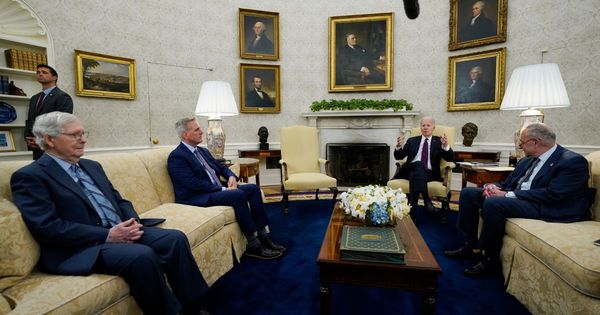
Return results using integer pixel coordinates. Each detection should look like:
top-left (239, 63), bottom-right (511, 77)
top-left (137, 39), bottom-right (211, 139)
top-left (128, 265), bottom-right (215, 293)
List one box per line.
top-left (0, 147), bottom-right (247, 314)
top-left (499, 151), bottom-right (600, 314)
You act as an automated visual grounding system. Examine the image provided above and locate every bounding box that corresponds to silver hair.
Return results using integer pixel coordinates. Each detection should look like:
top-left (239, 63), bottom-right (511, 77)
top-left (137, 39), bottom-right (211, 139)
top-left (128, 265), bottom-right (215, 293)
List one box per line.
top-left (523, 123), bottom-right (556, 145)
top-left (471, 66), bottom-right (483, 74)
top-left (420, 116), bottom-right (436, 125)
top-left (32, 111), bottom-right (80, 150)
top-left (254, 21), bottom-right (266, 32)
top-left (474, 1), bottom-right (486, 10)
top-left (175, 117), bottom-right (196, 139)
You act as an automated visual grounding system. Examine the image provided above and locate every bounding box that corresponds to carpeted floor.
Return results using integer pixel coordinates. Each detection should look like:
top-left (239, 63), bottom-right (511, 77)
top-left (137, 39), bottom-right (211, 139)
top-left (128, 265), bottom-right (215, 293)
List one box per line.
top-left (203, 200), bottom-right (531, 315)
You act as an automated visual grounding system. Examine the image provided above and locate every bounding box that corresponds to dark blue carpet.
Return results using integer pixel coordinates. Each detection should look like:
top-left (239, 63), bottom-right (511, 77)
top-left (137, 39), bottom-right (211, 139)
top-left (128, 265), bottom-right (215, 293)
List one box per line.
top-left (203, 200), bottom-right (531, 315)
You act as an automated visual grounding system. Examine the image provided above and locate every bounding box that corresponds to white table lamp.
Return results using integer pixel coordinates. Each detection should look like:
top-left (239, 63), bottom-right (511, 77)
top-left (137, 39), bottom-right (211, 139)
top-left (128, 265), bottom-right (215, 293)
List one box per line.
top-left (195, 81), bottom-right (239, 161)
top-left (500, 63), bottom-right (570, 158)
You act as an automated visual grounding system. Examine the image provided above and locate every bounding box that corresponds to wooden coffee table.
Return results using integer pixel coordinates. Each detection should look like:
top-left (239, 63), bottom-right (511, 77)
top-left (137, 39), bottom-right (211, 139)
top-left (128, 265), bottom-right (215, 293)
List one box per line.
top-left (317, 204), bottom-right (441, 315)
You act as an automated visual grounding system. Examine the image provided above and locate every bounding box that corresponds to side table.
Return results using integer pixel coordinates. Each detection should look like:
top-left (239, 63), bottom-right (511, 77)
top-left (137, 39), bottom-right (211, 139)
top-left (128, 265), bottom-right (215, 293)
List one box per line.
top-left (461, 164), bottom-right (514, 188)
top-left (231, 158), bottom-right (260, 186)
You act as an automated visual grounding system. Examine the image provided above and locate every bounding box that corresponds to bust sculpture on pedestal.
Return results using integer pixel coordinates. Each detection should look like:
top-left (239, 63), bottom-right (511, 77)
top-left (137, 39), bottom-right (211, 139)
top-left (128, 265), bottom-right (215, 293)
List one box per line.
top-left (258, 126), bottom-right (269, 150)
top-left (461, 122), bottom-right (478, 147)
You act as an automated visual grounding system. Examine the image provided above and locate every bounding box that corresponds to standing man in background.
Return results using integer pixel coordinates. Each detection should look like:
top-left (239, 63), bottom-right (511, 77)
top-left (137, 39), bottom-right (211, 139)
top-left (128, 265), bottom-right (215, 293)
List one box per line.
top-left (25, 64), bottom-right (73, 160)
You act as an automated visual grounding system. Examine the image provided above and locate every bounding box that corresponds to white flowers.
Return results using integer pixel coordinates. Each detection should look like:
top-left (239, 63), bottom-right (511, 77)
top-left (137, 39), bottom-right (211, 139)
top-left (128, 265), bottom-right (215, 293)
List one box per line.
top-left (340, 185), bottom-right (410, 225)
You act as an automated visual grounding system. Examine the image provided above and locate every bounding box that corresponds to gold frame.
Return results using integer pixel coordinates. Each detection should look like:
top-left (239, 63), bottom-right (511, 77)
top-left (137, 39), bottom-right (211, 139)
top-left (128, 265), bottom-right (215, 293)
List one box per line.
top-left (449, 0), bottom-right (508, 51)
top-left (74, 50), bottom-right (136, 100)
top-left (240, 63), bottom-right (280, 113)
top-left (239, 8), bottom-right (279, 60)
top-left (0, 129), bottom-right (16, 152)
top-left (329, 12), bottom-right (393, 92)
top-left (447, 47), bottom-right (506, 111)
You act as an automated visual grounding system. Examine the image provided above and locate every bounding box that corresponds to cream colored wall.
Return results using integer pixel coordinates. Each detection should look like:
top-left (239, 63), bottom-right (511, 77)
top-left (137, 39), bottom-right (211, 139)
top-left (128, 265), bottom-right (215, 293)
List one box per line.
top-left (23, 0), bottom-right (600, 150)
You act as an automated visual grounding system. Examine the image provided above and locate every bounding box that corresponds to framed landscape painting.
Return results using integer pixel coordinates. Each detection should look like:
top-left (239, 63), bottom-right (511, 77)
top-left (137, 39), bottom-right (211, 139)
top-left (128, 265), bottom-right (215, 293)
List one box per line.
top-left (239, 8), bottom-right (279, 60)
top-left (75, 50), bottom-right (136, 100)
top-left (448, 0), bottom-right (507, 51)
top-left (240, 63), bottom-right (280, 113)
top-left (447, 47), bottom-right (506, 111)
top-left (329, 12), bottom-right (393, 92)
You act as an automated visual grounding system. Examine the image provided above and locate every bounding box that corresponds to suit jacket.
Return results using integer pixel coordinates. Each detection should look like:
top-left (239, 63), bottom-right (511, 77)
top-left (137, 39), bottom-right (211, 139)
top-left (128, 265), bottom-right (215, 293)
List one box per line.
top-left (25, 86), bottom-right (73, 137)
top-left (393, 135), bottom-right (454, 181)
top-left (496, 145), bottom-right (592, 222)
top-left (246, 34), bottom-right (274, 54)
top-left (10, 155), bottom-right (138, 275)
top-left (245, 89), bottom-right (274, 107)
top-left (167, 143), bottom-right (237, 207)
top-left (458, 13), bottom-right (495, 42)
top-left (456, 79), bottom-right (493, 104)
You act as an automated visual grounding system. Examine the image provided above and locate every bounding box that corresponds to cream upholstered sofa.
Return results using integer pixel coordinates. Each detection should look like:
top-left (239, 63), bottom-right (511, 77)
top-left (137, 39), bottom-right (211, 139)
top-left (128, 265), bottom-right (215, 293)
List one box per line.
top-left (0, 147), bottom-right (247, 314)
top-left (499, 151), bottom-right (600, 314)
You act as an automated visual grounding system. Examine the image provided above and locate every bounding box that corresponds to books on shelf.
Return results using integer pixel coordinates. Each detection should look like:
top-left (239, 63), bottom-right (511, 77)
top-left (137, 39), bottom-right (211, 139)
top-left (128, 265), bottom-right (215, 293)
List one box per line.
top-left (340, 225), bottom-right (405, 264)
top-left (0, 75), bottom-right (9, 94)
top-left (4, 49), bottom-right (47, 71)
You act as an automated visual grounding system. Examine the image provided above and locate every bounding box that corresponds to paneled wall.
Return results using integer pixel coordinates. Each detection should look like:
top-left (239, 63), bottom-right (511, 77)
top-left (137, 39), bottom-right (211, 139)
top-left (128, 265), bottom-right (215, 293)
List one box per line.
top-left (22, 0), bottom-right (600, 151)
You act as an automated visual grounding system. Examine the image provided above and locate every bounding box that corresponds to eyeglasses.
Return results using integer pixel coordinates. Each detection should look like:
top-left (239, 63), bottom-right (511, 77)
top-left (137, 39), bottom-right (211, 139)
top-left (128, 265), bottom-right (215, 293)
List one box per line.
top-left (62, 131), bottom-right (89, 140)
top-left (518, 138), bottom-right (536, 146)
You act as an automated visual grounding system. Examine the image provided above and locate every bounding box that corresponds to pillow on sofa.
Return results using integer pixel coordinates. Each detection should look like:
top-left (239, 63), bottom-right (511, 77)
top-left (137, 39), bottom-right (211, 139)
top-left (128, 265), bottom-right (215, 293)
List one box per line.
top-left (0, 199), bottom-right (40, 291)
top-left (0, 294), bottom-right (12, 313)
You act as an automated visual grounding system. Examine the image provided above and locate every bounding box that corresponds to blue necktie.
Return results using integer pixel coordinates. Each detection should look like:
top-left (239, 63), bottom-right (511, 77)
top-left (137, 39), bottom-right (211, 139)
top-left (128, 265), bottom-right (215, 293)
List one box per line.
top-left (71, 165), bottom-right (122, 227)
top-left (194, 148), bottom-right (222, 186)
top-left (517, 158), bottom-right (540, 190)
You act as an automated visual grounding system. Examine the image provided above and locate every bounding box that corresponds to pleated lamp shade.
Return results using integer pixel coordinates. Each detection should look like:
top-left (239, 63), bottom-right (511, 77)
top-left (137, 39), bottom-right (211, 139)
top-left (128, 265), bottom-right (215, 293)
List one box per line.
top-left (195, 81), bottom-right (239, 118)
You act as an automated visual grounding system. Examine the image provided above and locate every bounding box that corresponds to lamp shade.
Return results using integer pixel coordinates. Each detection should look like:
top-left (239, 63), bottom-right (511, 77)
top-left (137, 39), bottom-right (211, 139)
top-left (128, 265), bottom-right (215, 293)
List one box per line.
top-left (195, 81), bottom-right (239, 117)
top-left (500, 63), bottom-right (570, 111)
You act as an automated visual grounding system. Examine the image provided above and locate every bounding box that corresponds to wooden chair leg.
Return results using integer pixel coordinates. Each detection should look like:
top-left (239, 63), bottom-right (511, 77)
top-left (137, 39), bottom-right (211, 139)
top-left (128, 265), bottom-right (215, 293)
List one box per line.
top-left (283, 190), bottom-right (290, 214)
top-left (315, 189), bottom-right (320, 200)
top-left (330, 187), bottom-right (338, 206)
top-left (440, 191), bottom-right (451, 224)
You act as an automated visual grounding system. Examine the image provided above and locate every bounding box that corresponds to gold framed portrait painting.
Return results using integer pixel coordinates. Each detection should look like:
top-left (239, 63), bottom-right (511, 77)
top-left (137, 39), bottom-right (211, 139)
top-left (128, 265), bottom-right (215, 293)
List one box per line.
top-left (449, 0), bottom-right (508, 51)
top-left (329, 12), bottom-right (393, 92)
top-left (0, 129), bottom-right (15, 152)
top-left (448, 47), bottom-right (506, 111)
top-left (75, 50), bottom-right (136, 100)
top-left (240, 63), bottom-right (280, 113)
top-left (239, 8), bottom-right (279, 60)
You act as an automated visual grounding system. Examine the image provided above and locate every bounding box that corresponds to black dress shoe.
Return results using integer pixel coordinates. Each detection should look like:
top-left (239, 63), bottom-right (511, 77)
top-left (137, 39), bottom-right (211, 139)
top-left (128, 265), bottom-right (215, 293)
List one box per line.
top-left (245, 244), bottom-right (282, 259)
top-left (424, 201), bottom-right (437, 212)
top-left (464, 258), bottom-right (498, 277)
top-left (262, 236), bottom-right (286, 252)
top-left (443, 246), bottom-right (482, 260)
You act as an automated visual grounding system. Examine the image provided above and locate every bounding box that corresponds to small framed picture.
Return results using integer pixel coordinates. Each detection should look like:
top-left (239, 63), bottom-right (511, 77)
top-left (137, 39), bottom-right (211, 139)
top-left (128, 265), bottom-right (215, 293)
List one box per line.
top-left (329, 12), bottom-right (393, 92)
top-left (74, 50), bottom-right (136, 100)
top-left (240, 63), bottom-right (280, 113)
top-left (447, 47), bottom-right (506, 111)
top-left (0, 129), bottom-right (16, 152)
top-left (449, 0), bottom-right (508, 51)
top-left (239, 8), bottom-right (279, 60)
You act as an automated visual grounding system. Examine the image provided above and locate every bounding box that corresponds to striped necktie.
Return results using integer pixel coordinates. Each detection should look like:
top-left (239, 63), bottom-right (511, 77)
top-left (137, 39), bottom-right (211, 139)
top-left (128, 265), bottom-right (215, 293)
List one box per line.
top-left (517, 158), bottom-right (540, 190)
top-left (194, 148), bottom-right (222, 186)
top-left (71, 165), bottom-right (122, 227)
top-left (421, 138), bottom-right (429, 170)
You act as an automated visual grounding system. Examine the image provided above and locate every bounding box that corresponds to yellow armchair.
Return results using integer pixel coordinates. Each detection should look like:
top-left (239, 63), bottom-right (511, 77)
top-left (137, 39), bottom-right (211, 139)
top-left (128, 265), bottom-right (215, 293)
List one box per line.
top-left (387, 125), bottom-right (456, 221)
top-left (279, 125), bottom-right (338, 213)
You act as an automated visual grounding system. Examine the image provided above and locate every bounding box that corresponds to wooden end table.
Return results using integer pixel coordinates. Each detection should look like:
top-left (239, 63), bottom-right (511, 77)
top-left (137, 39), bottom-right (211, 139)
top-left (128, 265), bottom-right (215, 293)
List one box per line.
top-left (461, 164), bottom-right (514, 188)
top-left (317, 204), bottom-right (441, 315)
top-left (231, 158), bottom-right (260, 186)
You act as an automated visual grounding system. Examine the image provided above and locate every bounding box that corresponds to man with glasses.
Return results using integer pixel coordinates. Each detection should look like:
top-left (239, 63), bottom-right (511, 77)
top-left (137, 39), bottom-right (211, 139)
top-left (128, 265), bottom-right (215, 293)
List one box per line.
top-left (11, 112), bottom-right (211, 315)
top-left (444, 123), bottom-right (593, 276)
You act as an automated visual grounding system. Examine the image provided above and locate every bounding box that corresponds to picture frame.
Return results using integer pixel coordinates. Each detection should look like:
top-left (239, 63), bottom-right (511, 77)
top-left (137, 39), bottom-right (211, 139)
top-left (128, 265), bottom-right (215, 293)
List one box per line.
top-left (449, 0), bottom-right (507, 51)
top-left (0, 129), bottom-right (16, 152)
top-left (447, 47), bottom-right (506, 111)
top-left (329, 12), bottom-right (393, 92)
top-left (74, 50), bottom-right (136, 100)
top-left (240, 63), bottom-right (280, 113)
top-left (239, 8), bottom-right (279, 60)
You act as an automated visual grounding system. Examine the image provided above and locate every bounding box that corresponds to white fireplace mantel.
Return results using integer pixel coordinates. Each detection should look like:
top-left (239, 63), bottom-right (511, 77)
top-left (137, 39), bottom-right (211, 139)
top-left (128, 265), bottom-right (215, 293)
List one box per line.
top-left (302, 110), bottom-right (421, 131)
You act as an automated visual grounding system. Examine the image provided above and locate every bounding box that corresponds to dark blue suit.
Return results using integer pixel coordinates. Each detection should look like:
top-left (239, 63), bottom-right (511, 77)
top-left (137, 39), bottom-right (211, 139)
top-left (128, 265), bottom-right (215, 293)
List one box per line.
top-left (168, 143), bottom-right (269, 237)
top-left (458, 145), bottom-right (592, 258)
top-left (10, 154), bottom-right (208, 315)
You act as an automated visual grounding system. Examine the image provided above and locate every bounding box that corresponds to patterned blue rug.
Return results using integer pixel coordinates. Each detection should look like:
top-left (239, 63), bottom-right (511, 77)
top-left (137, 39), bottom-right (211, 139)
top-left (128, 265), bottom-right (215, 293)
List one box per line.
top-left (203, 199), bottom-right (531, 315)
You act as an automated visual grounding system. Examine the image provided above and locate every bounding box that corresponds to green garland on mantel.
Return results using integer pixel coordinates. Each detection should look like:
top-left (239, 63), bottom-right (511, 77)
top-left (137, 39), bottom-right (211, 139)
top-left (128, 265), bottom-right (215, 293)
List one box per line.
top-left (310, 98), bottom-right (413, 112)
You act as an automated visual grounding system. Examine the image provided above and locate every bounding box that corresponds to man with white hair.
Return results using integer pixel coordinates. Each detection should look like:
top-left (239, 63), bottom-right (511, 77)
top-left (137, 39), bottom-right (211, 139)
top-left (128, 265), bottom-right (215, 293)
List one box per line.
top-left (458, 1), bottom-right (496, 42)
top-left (247, 21), bottom-right (274, 54)
top-left (11, 112), bottom-right (211, 315)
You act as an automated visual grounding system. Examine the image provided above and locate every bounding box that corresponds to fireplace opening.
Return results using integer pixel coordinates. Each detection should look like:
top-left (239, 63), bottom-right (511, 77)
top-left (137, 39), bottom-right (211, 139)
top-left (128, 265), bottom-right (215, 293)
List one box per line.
top-left (326, 143), bottom-right (390, 187)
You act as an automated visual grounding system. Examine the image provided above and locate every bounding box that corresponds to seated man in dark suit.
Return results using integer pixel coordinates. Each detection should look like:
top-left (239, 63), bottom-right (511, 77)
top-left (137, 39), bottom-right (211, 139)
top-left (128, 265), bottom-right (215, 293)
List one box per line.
top-left (392, 116), bottom-right (454, 216)
top-left (445, 123), bottom-right (592, 276)
top-left (11, 112), bottom-right (210, 315)
top-left (167, 117), bottom-right (285, 260)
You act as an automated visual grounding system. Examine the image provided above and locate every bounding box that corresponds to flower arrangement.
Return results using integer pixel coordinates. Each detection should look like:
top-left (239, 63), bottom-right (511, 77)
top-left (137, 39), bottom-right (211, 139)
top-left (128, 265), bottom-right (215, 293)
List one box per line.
top-left (340, 185), bottom-right (410, 226)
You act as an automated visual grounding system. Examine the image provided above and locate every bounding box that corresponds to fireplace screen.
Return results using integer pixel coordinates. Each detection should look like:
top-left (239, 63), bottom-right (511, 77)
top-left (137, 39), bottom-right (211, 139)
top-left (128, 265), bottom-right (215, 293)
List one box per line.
top-left (327, 143), bottom-right (390, 186)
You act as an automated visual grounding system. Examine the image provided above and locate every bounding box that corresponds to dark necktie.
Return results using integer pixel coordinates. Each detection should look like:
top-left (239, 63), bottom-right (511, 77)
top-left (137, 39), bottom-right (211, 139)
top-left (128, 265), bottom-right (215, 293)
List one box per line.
top-left (517, 158), bottom-right (540, 190)
top-left (35, 92), bottom-right (45, 112)
top-left (194, 148), bottom-right (222, 186)
top-left (71, 165), bottom-right (122, 227)
top-left (421, 138), bottom-right (429, 170)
